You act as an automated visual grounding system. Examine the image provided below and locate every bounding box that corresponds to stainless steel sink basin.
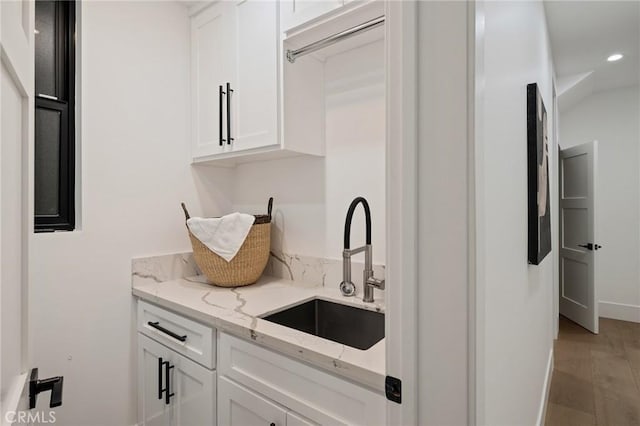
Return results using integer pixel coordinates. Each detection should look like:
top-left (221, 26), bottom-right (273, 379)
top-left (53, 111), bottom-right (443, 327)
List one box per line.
top-left (262, 298), bottom-right (384, 350)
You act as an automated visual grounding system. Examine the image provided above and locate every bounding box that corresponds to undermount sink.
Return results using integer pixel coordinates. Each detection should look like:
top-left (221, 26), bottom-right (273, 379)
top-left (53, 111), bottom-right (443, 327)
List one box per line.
top-left (262, 298), bottom-right (384, 350)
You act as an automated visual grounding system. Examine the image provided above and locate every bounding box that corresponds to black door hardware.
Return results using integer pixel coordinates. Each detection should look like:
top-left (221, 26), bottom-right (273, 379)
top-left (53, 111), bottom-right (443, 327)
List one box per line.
top-left (578, 243), bottom-right (602, 251)
top-left (164, 361), bottom-right (175, 405)
top-left (158, 358), bottom-right (175, 405)
top-left (147, 321), bottom-right (187, 342)
top-left (385, 375), bottom-right (401, 404)
top-left (158, 357), bottom-right (164, 400)
top-left (29, 368), bottom-right (63, 409)
top-left (219, 85), bottom-right (225, 146)
top-left (226, 82), bottom-right (233, 145)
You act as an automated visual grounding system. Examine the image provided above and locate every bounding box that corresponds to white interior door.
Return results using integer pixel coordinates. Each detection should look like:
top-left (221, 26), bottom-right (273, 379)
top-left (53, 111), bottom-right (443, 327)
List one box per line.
top-left (559, 141), bottom-right (599, 333)
top-left (1, 0), bottom-right (35, 421)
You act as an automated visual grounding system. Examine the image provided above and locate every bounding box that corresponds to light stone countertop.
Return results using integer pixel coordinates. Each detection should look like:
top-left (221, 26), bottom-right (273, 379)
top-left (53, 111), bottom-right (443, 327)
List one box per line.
top-left (132, 274), bottom-right (386, 392)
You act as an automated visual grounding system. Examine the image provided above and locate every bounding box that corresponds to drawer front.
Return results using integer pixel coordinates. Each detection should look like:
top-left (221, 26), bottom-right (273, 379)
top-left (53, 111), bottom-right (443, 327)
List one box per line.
top-left (219, 333), bottom-right (385, 426)
top-left (137, 300), bottom-right (215, 369)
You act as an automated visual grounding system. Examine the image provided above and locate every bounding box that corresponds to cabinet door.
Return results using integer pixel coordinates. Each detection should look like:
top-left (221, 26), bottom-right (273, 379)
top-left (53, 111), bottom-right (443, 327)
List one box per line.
top-left (138, 335), bottom-right (173, 426)
top-left (171, 352), bottom-right (216, 426)
top-left (191, 2), bottom-right (237, 158)
top-left (218, 376), bottom-right (287, 426)
top-left (230, 0), bottom-right (279, 152)
top-left (287, 411), bottom-right (319, 426)
top-left (280, 0), bottom-right (343, 32)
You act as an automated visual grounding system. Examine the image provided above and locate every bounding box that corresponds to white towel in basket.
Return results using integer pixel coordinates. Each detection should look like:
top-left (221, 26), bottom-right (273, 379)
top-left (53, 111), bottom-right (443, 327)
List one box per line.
top-left (187, 213), bottom-right (256, 262)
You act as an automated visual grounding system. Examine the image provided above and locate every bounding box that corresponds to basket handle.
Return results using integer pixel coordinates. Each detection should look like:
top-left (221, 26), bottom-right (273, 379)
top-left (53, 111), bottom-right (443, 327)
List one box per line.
top-left (267, 197), bottom-right (273, 219)
top-left (180, 202), bottom-right (191, 222)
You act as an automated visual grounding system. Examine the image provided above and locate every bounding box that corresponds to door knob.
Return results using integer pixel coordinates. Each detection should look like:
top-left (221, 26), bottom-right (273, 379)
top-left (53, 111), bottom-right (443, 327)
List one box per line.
top-left (578, 243), bottom-right (602, 251)
top-left (29, 368), bottom-right (63, 409)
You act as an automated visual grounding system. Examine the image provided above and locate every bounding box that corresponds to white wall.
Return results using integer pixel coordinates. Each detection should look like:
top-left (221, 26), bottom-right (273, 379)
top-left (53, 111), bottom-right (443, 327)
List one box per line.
top-left (233, 40), bottom-right (386, 264)
top-left (416, 1), bottom-right (470, 424)
top-left (29, 2), bottom-right (232, 425)
top-left (560, 86), bottom-right (640, 322)
top-left (476, 1), bottom-right (556, 424)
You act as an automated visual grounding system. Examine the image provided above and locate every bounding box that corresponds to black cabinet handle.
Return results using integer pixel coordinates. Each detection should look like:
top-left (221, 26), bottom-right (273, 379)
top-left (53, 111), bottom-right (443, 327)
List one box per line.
top-left (159, 358), bottom-right (173, 404)
top-left (219, 85), bottom-right (225, 146)
top-left (147, 321), bottom-right (187, 342)
top-left (165, 362), bottom-right (175, 405)
top-left (158, 357), bottom-right (164, 400)
top-left (270, 423), bottom-right (275, 426)
top-left (226, 82), bottom-right (234, 145)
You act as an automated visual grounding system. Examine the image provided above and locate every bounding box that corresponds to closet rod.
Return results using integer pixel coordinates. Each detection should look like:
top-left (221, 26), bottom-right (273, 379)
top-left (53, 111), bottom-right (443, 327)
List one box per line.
top-left (286, 15), bottom-right (385, 63)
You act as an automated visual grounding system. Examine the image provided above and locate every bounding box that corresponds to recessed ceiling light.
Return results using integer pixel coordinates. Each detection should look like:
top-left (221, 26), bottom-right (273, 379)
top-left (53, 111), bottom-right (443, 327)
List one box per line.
top-left (607, 53), bottom-right (624, 62)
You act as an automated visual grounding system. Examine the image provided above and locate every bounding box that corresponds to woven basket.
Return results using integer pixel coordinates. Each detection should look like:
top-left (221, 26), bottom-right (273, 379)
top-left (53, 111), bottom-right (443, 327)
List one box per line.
top-left (181, 198), bottom-right (273, 288)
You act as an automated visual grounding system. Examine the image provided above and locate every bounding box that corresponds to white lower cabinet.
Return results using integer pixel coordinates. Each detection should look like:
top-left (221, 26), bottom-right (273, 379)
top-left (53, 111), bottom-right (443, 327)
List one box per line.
top-left (139, 335), bottom-right (172, 426)
top-left (218, 376), bottom-right (318, 426)
top-left (138, 334), bottom-right (216, 426)
top-left (136, 303), bottom-right (383, 426)
top-left (218, 376), bottom-right (287, 426)
top-left (286, 411), bottom-right (318, 426)
top-left (218, 333), bottom-right (385, 426)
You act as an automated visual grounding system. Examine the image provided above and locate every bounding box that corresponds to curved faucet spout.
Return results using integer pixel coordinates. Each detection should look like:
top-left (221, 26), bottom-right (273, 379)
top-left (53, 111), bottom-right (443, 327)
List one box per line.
top-left (343, 197), bottom-right (372, 250)
top-left (340, 197), bottom-right (384, 302)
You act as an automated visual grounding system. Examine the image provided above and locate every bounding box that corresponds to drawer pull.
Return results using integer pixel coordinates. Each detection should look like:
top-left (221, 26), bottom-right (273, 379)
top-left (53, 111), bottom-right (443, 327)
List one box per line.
top-left (147, 321), bottom-right (187, 342)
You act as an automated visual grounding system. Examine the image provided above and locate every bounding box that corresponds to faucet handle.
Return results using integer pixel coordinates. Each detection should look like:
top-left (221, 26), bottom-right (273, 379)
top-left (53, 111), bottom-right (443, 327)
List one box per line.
top-left (340, 281), bottom-right (356, 297)
top-left (366, 277), bottom-right (385, 290)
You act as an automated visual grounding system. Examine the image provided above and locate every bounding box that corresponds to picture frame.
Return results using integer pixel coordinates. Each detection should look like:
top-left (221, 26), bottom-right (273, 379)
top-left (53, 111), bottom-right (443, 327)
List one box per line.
top-left (527, 83), bottom-right (552, 265)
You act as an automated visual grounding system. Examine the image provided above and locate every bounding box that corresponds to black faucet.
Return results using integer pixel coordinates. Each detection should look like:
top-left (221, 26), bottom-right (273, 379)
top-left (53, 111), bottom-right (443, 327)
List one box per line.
top-left (340, 197), bottom-right (385, 302)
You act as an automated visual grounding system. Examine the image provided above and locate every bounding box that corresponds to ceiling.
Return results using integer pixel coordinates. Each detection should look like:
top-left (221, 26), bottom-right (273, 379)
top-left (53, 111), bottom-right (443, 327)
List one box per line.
top-left (544, 1), bottom-right (639, 110)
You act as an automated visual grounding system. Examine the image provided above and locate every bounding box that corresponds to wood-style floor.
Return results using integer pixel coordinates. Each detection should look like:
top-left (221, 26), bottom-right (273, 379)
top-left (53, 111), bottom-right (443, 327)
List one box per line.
top-left (545, 316), bottom-right (640, 426)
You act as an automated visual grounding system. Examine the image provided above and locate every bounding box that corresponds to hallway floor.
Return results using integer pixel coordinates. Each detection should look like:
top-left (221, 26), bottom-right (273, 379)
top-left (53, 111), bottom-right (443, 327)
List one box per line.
top-left (545, 316), bottom-right (640, 425)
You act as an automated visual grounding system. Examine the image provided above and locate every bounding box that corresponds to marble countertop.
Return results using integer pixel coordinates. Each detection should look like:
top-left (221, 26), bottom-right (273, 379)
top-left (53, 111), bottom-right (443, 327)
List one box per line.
top-left (132, 274), bottom-right (386, 391)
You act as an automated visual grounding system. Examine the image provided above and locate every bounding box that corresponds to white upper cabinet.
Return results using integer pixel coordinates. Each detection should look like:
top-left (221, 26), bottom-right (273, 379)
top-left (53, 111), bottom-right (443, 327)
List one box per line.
top-left (280, 0), bottom-right (344, 32)
top-left (190, 0), bottom-right (326, 166)
top-left (191, 1), bottom-right (236, 159)
top-left (191, 0), bottom-right (279, 162)
top-left (231, 0), bottom-right (279, 153)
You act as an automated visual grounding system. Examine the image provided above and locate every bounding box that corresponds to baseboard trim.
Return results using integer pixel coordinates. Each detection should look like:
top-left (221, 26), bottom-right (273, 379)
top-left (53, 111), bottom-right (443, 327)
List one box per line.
top-left (599, 301), bottom-right (640, 323)
top-left (536, 348), bottom-right (554, 426)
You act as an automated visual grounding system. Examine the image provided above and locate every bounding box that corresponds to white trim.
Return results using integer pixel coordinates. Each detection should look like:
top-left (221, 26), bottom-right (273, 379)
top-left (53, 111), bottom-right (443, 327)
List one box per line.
top-left (536, 349), bottom-right (554, 426)
top-left (471, 1), bottom-right (486, 425)
top-left (599, 301), bottom-right (640, 323)
top-left (385, 0), bottom-right (418, 424)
